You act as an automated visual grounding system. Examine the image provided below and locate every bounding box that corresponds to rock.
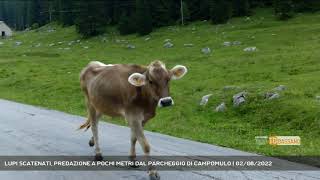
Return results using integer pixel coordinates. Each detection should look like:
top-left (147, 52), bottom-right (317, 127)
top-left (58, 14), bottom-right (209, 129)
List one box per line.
top-left (15, 41), bottom-right (22, 46)
top-left (199, 94), bottom-right (212, 106)
top-left (223, 42), bottom-right (231, 46)
top-left (127, 44), bottom-right (136, 49)
top-left (48, 43), bottom-right (55, 47)
top-left (245, 17), bottom-right (251, 21)
top-left (233, 92), bottom-right (247, 107)
top-left (163, 42), bottom-right (174, 48)
top-left (316, 96), bottom-right (320, 101)
top-left (83, 46), bottom-right (89, 49)
top-left (0, 42), bottom-right (3, 45)
top-left (223, 85), bottom-right (240, 91)
top-left (274, 85), bottom-right (286, 91)
top-left (201, 47), bottom-right (211, 54)
top-left (215, 102), bottom-right (226, 112)
top-left (58, 41), bottom-right (63, 44)
top-left (35, 43), bottom-right (41, 47)
top-left (243, 47), bottom-right (257, 52)
top-left (76, 39), bottom-right (81, 43)
top-left (101, 37), bottom-right (108, 43)
top-left (164, 39), bottom-right (171, 43)
top-left (233, 41), bottom-right (241, 45)
top-left (47, 29), bottom-right (55, 33)
top-left (265, 92), bottom-right (280, 100)
top-left (184, 43), bottom-right (194, 47)
top-left (145, 37), bottom-right (151, 41)
top-left (68, 41), bottom-right (74, 46)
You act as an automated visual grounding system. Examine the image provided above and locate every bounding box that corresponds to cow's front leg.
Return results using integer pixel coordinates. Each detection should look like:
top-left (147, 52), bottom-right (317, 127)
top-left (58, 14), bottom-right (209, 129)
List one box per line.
top-left (129, 130), bottom-right (139, 168)
top-left (129, 118), bottom-right (160, 180)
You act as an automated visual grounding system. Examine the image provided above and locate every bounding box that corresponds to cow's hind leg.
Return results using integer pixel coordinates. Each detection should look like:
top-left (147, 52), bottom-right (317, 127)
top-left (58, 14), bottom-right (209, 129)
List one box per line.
top-left (88, 105), bottom-right (102, 161)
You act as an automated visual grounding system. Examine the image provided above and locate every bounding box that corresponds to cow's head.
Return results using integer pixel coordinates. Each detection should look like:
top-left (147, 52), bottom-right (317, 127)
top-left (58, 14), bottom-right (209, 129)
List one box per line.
top-left (128, 61), bottom-right (187, 107)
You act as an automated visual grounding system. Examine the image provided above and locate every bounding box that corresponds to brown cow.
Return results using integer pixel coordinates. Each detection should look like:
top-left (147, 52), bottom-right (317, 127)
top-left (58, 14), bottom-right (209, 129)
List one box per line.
top-left (79, 60), bottom-right (187, 179)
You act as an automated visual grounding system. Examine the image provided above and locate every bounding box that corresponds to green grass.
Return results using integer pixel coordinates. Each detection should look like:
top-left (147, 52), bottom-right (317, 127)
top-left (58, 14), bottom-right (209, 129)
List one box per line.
top-left (0, 9), bottom-right (319, 156)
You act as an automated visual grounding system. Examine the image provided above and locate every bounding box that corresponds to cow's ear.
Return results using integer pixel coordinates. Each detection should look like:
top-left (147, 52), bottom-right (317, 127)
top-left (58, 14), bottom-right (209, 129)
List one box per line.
top-left (128, 73), bottom-right (146, 86)
top-left (170, 65), bottom-right (187, 80)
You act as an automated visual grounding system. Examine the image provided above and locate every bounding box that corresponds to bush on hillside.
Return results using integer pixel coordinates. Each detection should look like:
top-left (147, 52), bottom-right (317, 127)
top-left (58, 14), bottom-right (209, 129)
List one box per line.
top-left (210, 0), bottom-right (233, 24)
top-left (274, 0), bottom-right (294, 20)
top-left (118, 12), bottom-right (136, 35)
top-left (233, 0), bottom-right (250, 17)
top-left (136, 0), bottom-right (153, 36)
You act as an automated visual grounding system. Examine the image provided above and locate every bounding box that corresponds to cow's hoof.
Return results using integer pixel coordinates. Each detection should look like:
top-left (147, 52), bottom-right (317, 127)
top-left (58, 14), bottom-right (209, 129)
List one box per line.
top-left (94, 154), bottom-right (103, 161)
top-left (149, 171), bottom-right (160, 180)
top-left (89, 139), bottom-right (94, 147)
top-left (130, 162), bottom-right (140, 168)
top-left (129, 157), bottom-right (139, 168)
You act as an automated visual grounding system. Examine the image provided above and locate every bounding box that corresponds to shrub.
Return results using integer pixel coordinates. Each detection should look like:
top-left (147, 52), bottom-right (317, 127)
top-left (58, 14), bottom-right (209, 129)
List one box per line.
top-left (210, 0), bottom-right (233, 24)
top-left (274, 0), bottom-right (294, 20)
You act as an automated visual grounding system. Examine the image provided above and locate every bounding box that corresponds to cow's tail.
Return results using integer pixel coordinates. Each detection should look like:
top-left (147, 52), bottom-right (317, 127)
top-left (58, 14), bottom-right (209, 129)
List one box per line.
top-left (78, 118), bottom-right (91, 131)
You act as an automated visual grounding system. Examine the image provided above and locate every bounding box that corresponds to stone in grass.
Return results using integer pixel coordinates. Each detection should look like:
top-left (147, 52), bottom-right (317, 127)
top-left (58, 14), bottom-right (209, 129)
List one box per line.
top-left (0, 42), bottom-right (4, 45)
top-left (274, 85), bottom-right (286, 91)
top-left (101, 37), bottom-right (108, 43)
top-left (215, 102), bottom-right (227, 112)
top-left (233, 92), bottom-right (247, 107)
top-left (243, 47), bottom-right (257, 52)
top-left (145, 37), bottom-right (151, 41)
top-left (48, 43), bottom-right (55, 47)
top-left (68, 41), bottom-right (74, 46)
top-left (163, 42), bottom-right (174, 48)
top-left (201, 47), bottom-right (211, 54)
top-left (127, 44), bottom-right (136, 49)
top-left (223, 85), bottom-right (240, 91)
top-left (223, 42), bottom-right (231, 46)
top-left (15, 41), bottom-right (22, 46)
top-left (199, 94), bottom-right (212, 106)
top-left (184, 43), bottom-right (194, 47)
top-left (316, 96), bottom-right (320, 101)
top-left (35, 43), bottom-right (41, 47)
top-left (233, 41), bottom-right (241, 45)
top-left (265, 92), bottom-right (280, 100)
top-left (164, 39), bottom-right (171, 43)
top-left (83, 46), bottom-right (89, 49)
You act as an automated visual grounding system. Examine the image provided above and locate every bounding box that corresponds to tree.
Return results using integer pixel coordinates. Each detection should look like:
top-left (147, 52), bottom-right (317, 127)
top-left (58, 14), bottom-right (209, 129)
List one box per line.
top-left (210, 0), bottom-right (233, 24)
top-left (274, 0), bottom-right (294, 20)
top-left (75, 0), bottom-right (108, 37)
top-left (135, 0), bottom-right (152, 35)
top-left (118, 12), bottom-right (136, 35)
top-left (292, 0), bottom-right (320, 12)
top-left (59, 0), bottom-right (75, 26)
top-left (199, 0), bottom-right (211, 20)
top-left (233, 0), bottom-right (250, 17)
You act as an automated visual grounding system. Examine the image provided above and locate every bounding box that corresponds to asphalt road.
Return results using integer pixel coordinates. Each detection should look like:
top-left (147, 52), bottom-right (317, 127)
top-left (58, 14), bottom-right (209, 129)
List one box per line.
top-left (0, 99), bottom-right (319, 180)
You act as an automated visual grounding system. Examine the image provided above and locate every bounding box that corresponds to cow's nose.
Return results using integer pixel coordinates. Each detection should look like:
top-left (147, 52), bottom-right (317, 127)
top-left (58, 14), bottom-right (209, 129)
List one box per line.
top-left (158, 97), bottom-right (174, 107)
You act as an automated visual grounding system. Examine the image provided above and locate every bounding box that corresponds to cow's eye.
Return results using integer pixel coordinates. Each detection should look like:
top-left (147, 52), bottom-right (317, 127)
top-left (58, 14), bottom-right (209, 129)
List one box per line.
top-left (149, 80), bottom-right (153, 84)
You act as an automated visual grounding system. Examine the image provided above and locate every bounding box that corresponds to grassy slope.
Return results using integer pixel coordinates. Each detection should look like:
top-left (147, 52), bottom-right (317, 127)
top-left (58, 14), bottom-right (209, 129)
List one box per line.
top-left (0, 9), bottom-right (319, 156)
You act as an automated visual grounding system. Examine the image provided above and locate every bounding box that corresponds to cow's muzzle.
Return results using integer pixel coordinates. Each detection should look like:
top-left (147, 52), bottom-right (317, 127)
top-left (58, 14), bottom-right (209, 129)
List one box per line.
top-left (158, 97), bottom-right (174, 107)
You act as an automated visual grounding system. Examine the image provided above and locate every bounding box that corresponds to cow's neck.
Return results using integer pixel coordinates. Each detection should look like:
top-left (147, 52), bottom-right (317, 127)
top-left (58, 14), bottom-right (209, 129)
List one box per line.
top-left (133, 86), bottom-right (157, 121)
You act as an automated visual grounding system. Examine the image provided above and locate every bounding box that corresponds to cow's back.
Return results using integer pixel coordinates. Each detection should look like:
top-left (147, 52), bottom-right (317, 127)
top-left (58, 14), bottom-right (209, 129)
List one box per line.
top-left (80, 61), bottom-right (147, 117)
